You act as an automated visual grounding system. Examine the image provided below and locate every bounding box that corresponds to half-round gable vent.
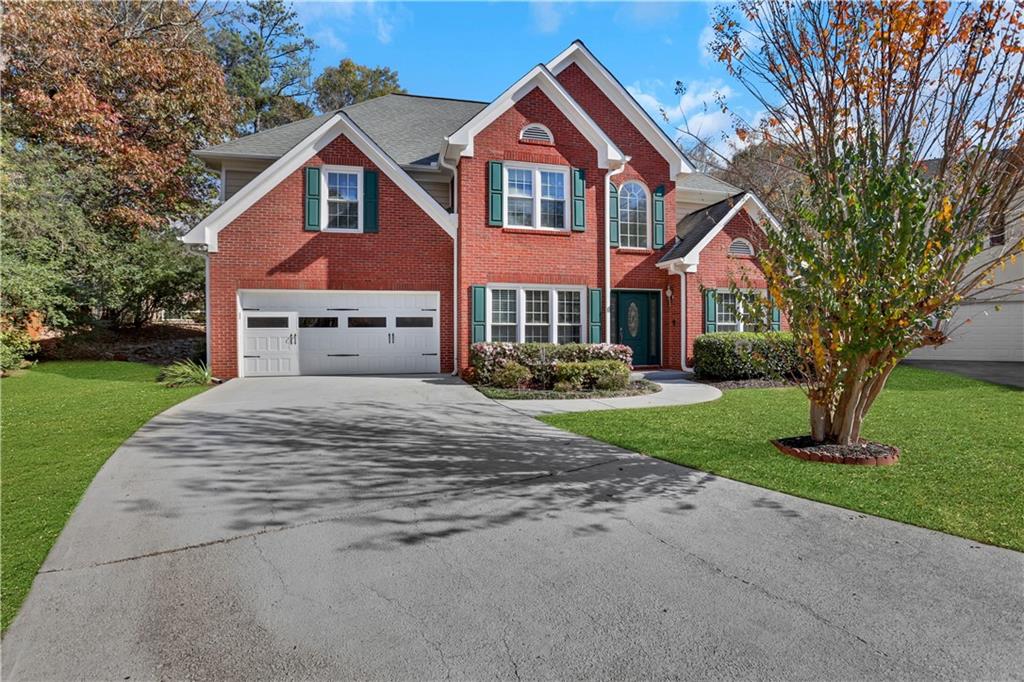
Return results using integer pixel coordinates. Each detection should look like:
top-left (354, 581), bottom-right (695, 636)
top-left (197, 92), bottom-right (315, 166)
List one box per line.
top-left (520, 123), bottom-right (554, 144)
top-left (728, 237), bottom-right (755, 257)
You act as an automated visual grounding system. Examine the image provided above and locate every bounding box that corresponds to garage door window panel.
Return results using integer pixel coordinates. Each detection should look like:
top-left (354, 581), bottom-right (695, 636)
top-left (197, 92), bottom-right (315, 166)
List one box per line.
top-left (299, 317), bottom-right (339, 328)
top-left (247, 316), bottom-right (290, 328)
top-left (396, 317), bottom-right (433, 328)
top-left (348, 316), bottom-right (386, 328)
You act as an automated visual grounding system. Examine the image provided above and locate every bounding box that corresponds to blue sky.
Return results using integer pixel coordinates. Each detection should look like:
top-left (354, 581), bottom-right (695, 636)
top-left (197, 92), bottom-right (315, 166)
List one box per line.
top-left (293, 1), bottom-right (761, 154)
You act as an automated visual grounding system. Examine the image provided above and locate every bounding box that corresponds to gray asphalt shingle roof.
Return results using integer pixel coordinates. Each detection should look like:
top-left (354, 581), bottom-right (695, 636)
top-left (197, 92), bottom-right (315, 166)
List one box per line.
top-left (676, 172), bottom-right (741, 195)
top-left (195, 94), bottom-right (487, 167)
top-left (658, 192), bottom-right (748, 264)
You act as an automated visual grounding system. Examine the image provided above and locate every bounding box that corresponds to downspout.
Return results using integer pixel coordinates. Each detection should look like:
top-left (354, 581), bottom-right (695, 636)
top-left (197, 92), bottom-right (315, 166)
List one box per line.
top-left (204, 250), bottom-right (211, 371)
top-left (438, 141), bottom-right (460, 375)
top-left (681, 269), bottom-right (692, 372)
top-left (604, 160), bottom-right (628, 343)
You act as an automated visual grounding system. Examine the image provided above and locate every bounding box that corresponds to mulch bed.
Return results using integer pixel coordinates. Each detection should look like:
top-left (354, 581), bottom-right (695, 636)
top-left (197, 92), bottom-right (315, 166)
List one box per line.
top-left (772, 435), bottom-right (900, 466)
top-left (477, 379), bottom-right (661, 401)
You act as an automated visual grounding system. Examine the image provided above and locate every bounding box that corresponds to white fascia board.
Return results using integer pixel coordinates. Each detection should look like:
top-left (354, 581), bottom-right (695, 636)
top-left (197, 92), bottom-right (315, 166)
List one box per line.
top-left (184, 113), bottom-right (456, 251)
top-left (445, 65), bottom-right (625, 169)
top-left (546, 41), bottom-right (693, 178)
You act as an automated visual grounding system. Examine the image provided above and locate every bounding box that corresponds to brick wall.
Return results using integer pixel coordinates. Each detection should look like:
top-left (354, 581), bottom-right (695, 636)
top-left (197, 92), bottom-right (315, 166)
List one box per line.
top-left (456, 87), bottom-right (605, 368)
top-left (208, 133), bottom-right (454, 378)
top-left (557, 63), bottom-right (680, 368)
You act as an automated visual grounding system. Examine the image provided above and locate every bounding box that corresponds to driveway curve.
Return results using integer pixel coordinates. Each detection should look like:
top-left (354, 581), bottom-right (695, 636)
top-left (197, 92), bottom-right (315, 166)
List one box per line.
top-left (4, 375), bottom-right (1022, 680)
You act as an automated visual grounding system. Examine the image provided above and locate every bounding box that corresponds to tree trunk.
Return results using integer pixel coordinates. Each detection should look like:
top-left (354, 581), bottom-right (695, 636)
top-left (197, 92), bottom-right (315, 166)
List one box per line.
top-left (810, 400), bottom-right (830, 442)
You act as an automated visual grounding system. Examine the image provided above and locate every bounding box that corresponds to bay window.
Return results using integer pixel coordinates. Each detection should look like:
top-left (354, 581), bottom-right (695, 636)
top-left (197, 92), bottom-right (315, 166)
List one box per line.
top-left (487, 286), bottom-right (586, 343)
top-left (504, 164), bottom-right (569, 230)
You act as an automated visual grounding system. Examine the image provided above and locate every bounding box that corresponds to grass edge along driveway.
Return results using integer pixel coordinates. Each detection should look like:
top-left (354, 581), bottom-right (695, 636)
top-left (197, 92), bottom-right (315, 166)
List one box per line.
top-left (1, 361), bottom-right (207, 632)
top-left (541, 366), bottom-right (1023, 552)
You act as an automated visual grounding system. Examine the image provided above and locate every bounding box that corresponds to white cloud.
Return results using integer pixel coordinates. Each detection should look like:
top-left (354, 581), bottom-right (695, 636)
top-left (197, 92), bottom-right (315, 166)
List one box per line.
top-left (627, 78), bottom-right (742, 158)
top-left (314, 27), bottom-right (347, 52)
top-left (698, 24), bottom-right (717, 66)
top-left (530, 1), bottom-right (566, 34)
top-left (616, 2), bottom-right (680, 27)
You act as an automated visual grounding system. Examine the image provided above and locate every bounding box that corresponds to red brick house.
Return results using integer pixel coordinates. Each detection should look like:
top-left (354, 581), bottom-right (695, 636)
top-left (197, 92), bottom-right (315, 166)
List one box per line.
top-left (184, 41), bottom-right (779, 378)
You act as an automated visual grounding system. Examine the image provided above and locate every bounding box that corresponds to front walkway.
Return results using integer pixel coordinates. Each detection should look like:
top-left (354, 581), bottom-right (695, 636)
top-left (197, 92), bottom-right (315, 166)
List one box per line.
top-left (4, 375), bottom-right (1021, 680)
top-left (492, 370), bottom-right (722, 415)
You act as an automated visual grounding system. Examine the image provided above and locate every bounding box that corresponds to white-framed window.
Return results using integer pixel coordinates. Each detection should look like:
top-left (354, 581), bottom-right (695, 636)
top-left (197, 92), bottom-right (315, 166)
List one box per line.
top-left (323, 165), bottom-right (362, 232)
top-left (716, 291), bottom-right (740, 331)
top-left (486, 285), bottom-right (587, 343)
top-left (504, 163), bottom-right (569, 230)
top-left (728, 237), bottom-right (754, 257)
top-left (618, 181), bottom-right (649, 248)
top-left (520, 123), bottom-right (554, 144)
top-left (713, 289), bottom-right (769, 332)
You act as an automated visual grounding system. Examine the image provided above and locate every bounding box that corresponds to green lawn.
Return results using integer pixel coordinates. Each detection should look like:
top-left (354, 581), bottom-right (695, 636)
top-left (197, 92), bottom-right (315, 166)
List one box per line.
top-left (542, 366), bottom-right (1024, 552)
top-left (1, 361), bottom-right (207, 632)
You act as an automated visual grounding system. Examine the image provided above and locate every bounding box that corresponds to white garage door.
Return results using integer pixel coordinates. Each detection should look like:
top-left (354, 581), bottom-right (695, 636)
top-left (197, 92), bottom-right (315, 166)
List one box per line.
top-left (240, 290), bottom-right (441, 376)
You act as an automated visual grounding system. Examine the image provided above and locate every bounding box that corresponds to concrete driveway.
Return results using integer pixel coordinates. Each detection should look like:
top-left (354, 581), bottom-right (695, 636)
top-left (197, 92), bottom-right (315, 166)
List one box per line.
top-left (4, 376), bottom-right (1022, 680)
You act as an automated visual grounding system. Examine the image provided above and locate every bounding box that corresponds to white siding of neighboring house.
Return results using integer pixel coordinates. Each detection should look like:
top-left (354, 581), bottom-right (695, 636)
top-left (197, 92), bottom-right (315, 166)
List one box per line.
top-left (911, 190), bottom-right (1024, 363)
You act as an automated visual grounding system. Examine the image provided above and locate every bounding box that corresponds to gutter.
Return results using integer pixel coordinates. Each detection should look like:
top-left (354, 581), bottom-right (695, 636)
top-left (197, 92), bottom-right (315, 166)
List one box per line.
top-left (438, 140), bottom-right (460, 375)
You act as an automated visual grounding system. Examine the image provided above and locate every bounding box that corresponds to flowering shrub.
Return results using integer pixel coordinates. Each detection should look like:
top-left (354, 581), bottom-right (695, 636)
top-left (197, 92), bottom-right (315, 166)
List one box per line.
top-left (470, 342), bottom-right (632, 388)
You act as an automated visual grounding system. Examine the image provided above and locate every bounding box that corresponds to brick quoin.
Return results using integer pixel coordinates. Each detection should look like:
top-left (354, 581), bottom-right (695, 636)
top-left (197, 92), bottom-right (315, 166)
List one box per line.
top-left (208, 134), bottom-right (453, 378)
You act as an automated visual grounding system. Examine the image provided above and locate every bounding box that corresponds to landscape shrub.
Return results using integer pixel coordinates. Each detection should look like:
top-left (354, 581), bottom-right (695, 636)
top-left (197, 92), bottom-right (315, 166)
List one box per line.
top-left (470, 342), bottom-right (632, 387)
top-left (693, 332), bottom-right (799, 380)
top-left (157, 359), bottom-right (213, 387)
top-left (491, 361), bottom-right (532, 389)
top-left (0, 328), bottom-right (38, 373)
top-left (553, 360), bottom-right (631, 391)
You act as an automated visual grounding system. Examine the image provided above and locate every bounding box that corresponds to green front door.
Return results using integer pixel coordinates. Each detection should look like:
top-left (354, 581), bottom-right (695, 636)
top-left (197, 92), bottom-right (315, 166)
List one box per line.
top-left (616, 291), bottom-right (651, 365)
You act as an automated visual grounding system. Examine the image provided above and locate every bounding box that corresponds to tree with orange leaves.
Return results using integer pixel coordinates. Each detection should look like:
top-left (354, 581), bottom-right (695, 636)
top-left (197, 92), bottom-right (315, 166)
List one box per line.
top-left (3, 0), bottom-right (234, 230)
top-left (704, 1), bottom-right (1023, 446)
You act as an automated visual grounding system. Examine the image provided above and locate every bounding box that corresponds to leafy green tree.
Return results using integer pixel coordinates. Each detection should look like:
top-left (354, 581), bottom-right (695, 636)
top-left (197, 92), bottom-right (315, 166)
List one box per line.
top-left (314, 58), bottom-right (406, 111)
top-left (710, 1), bottom-right (1024, 445)
top-left (211, 0), bottom-right (316, 133)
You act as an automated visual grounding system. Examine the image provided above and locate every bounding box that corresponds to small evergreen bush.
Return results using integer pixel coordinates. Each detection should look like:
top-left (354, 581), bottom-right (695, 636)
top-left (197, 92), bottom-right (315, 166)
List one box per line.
top-left (693, 332), bottom-right (799, 380)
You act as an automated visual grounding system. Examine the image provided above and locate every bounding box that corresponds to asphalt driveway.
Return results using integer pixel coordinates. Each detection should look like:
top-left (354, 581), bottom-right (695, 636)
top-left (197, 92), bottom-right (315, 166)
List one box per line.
top-left (4, 375), bottom-right (1022, 680)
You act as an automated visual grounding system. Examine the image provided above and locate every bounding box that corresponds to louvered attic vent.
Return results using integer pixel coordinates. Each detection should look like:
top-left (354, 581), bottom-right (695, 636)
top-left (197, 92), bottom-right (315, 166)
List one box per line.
top-left (520, 124), bottom-right (553, 144)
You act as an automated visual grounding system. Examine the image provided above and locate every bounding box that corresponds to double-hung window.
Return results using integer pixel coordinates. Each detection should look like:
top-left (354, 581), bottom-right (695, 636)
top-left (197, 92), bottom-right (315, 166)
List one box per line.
top-left (715, 291), bottom-right (740, 331)
top-left (487, 286), bottom-right (585, 343)
top-left (504, 164), bottom-right (568, 230)
top-left (323, 166), bottom-right (362, 231)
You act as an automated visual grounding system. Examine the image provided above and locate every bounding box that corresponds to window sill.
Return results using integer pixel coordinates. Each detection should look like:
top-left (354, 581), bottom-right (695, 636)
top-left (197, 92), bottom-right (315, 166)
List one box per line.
top-left (727, 254), bottom-right (756, 260)
top-left (322, 228), bottom-right (364, 234)
top-left (501, 227), bottom-right (572, 236)
top-left (616, 247), bottom-right (654, 254)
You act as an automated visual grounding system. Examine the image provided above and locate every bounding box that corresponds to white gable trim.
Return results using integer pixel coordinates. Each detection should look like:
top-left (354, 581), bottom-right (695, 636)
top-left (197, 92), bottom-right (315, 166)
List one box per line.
top-left (444, 65), bottom-right (626, 170)
top-left (656, 193), bottom-right (779, 271)
top-left (547, 41), bottom-right (693, 179)
top-left (184, 113), bottom-right (457, 251)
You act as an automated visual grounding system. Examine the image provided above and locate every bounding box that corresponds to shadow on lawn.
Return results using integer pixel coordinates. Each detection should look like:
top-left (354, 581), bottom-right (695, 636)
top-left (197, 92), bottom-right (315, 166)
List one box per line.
top-left (122, 392), bottom-right (726, 551)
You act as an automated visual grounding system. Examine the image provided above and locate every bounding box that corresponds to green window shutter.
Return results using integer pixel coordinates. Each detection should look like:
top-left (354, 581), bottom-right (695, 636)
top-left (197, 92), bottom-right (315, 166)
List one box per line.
top-left (487, 161), bottom-right (503, 227)
top-left (653, 184), bottom-right (665, 248)
top-left (771, 305), bottom-right (781, 332)
top-left (588, 288), bottom-right (603, 343)
top-left (704, 289), bottom-right (717, 333)
top-left (608, 183), bottom-right (619, 247)
top-left (304, 167), bottom-right (321, 231)
top-left (363, 170), bottom-right (379, 233)
top-left (571, 168), bottom-right (586, 232)
top-left (471, 285), bottom-right (487, 343)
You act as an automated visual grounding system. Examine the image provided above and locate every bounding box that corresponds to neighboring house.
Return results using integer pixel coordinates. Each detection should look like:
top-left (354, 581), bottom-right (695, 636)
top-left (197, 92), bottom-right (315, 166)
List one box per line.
top-left (909, 173), bottom-right (1023, 363)
top-left (184, 41), bottom-right (781, 378)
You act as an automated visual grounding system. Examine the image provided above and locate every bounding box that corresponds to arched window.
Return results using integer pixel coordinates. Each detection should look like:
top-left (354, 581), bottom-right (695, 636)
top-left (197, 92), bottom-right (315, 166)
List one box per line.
top-left (618, 181), bottom-right (649, 248)
top-left (728, 237), bottom-right (754, 257)
top-left (520, 123), bottom-right (553, 144)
